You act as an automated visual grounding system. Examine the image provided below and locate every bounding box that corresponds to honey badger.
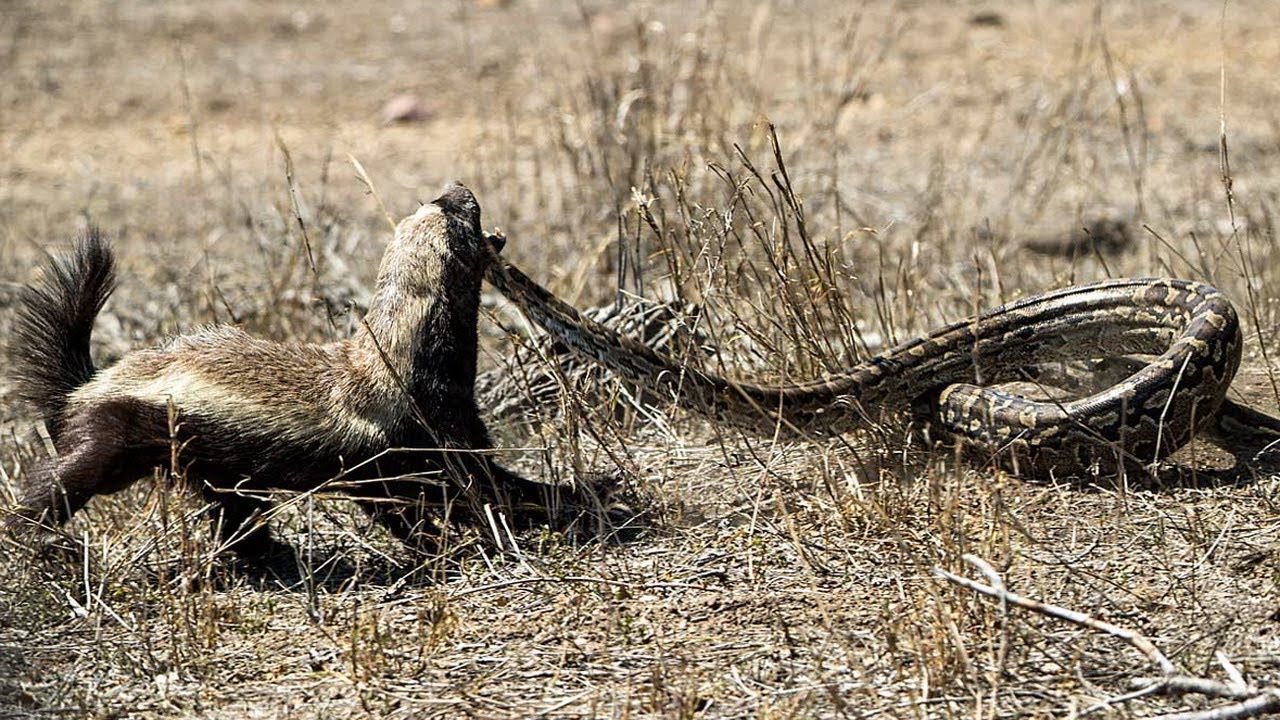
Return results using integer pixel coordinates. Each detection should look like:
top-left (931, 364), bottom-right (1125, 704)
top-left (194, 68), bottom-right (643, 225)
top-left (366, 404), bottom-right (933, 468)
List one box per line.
top-left (6, 182), bottom-right (579, 557)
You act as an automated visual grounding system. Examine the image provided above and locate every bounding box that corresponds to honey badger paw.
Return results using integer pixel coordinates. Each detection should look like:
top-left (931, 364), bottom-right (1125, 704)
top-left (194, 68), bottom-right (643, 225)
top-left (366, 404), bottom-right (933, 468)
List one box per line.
top-left (564, 471), bottom-right (646, 541)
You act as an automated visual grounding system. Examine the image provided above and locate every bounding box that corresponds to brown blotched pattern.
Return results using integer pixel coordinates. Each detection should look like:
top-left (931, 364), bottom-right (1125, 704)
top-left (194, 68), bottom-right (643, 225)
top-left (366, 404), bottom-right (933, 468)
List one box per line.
top-left (7, 183), bottom-right (580, 557)
top-left (488, 256), bottom-right (1277, 476)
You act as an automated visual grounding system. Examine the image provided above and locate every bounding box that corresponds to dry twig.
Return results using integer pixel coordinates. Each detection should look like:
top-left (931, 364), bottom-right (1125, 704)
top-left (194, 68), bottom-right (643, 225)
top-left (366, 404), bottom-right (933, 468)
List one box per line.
top-left (933, 554), bottom-right (1280, 720)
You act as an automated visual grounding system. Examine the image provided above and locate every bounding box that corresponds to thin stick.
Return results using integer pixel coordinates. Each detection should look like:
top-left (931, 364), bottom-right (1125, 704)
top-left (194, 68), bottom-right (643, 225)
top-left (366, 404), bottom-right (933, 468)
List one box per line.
top-left (348, 153), bottom-right (397, 232)
top-left (938, 555), bottom-right (1280, 718)
top-left (933, 554), bottom-right (1177, 675)
top-left (1133, 676), bottom-right (1261, 701)
top-left (450, 574), bottom-right (715, 599)
top-left (273, 129), bottom-right (318, 277)
top-left (1152, 692), bottom-right (1280, 720)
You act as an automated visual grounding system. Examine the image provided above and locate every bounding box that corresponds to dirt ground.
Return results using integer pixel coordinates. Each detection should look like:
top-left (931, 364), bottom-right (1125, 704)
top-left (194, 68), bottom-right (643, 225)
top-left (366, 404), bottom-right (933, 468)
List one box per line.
top-left (4, 0), bottom-right (1280, 717)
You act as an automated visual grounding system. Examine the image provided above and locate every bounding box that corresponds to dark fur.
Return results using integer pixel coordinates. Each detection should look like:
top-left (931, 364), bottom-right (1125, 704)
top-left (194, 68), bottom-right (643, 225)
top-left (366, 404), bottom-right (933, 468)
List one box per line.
top-left (9, 230), bottom-right (115, 437)
top-left (6, 183), bottom-right (583, 557)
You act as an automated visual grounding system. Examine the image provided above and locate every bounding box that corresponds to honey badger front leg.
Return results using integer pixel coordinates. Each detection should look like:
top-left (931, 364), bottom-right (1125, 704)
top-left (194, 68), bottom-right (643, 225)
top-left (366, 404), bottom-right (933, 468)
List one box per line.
top-left (344, 439), bottom-right (591, 550)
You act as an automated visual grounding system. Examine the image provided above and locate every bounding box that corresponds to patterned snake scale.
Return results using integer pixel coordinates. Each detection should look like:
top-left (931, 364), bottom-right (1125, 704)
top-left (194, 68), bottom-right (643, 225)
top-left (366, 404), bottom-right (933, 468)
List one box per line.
top-left (486, 245), bottom-right (1280, 475)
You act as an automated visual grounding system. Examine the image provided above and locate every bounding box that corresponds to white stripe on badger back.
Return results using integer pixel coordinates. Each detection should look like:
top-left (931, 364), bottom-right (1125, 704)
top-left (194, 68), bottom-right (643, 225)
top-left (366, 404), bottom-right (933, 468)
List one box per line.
top-left (67, 331), bottom-right (405, 449)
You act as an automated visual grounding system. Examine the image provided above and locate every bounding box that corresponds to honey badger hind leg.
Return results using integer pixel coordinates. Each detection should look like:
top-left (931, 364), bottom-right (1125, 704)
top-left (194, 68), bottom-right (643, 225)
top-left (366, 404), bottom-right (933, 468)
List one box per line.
top-left (6, 403), bottom-right (148, 534)
top-left (9, 449), bottom-right (114, 533)
top-left (4, 398), bottom-right (287, 562)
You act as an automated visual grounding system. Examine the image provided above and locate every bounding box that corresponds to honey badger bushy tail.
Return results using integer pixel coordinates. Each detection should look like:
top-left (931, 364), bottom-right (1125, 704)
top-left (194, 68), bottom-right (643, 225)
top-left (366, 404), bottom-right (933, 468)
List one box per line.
top-left (9, 230), bottom-right (116, 436)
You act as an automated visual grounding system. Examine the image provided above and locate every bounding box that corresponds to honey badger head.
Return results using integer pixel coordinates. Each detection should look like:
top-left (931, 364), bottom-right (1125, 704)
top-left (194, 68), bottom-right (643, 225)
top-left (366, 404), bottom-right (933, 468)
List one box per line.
top-left (434, 180), bottom-right (506, 264)
top-left (387, 182), bottom-right (503, 285)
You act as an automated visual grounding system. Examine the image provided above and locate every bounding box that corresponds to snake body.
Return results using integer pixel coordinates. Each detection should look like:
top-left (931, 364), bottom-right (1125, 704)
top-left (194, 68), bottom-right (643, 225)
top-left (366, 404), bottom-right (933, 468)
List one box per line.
top-left (486, 251), bottom-right (1274, 475)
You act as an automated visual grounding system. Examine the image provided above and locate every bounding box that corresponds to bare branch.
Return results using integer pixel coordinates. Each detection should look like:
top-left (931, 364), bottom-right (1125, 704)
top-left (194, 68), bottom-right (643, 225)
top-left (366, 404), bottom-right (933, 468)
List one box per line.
top-left (932, 558), bottom-right (1178, 675)
top-left (936, 556), bottom-right (1280, 719)
top-left (1151, 692), bottom-right (1280, 720)
top-left (1133, 676), bottom-right (1262, 702)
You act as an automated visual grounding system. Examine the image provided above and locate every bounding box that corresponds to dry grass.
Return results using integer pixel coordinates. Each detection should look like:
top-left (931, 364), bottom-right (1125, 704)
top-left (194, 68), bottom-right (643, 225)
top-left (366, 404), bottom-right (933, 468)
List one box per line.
top-left (4, 0), bottom-right (1280, 717)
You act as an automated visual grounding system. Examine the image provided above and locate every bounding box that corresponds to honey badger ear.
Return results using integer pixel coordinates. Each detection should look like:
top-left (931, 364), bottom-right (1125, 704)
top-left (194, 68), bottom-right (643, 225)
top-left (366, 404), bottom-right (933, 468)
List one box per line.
top-left (432, 181), bottom-right (480, 221)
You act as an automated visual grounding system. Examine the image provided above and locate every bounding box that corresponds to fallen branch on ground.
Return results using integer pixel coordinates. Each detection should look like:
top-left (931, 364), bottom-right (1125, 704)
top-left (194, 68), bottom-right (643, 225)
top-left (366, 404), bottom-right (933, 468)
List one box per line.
top-left (933, 554), bottom-right (1280, 720)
